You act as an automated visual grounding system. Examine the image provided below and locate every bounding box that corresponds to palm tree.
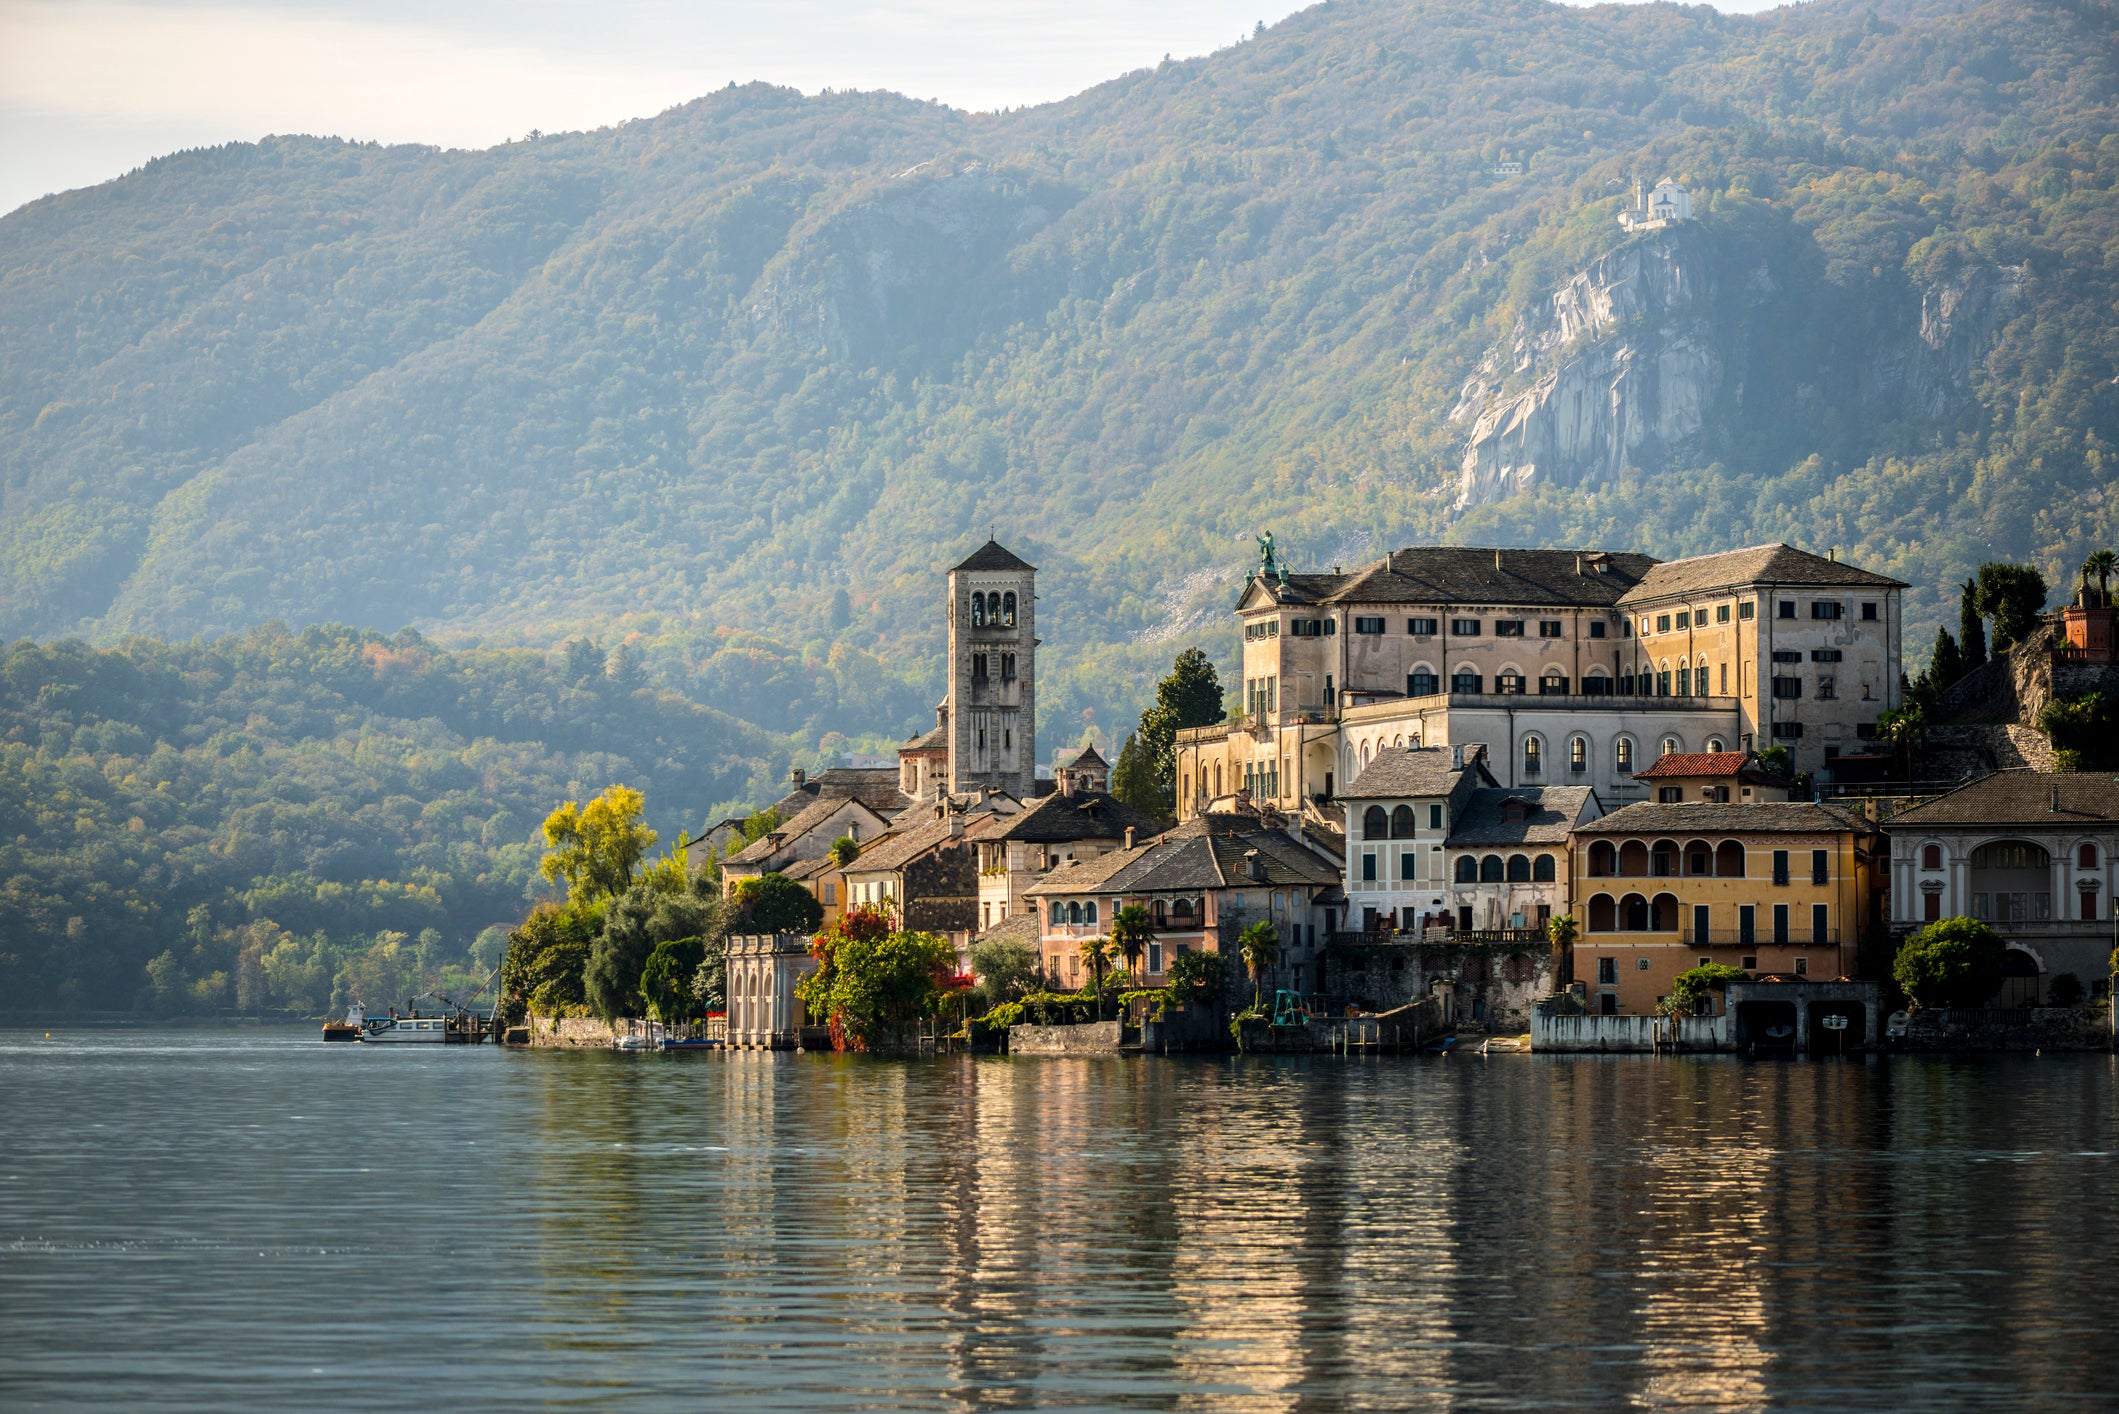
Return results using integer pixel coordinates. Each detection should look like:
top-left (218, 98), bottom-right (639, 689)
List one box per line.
top-left (2086, 549), bottom-right (2117, 609)
top-left (1109, 904), bottom-right (1154, 983)
top-left (1237, 920), bottom-right (1280, 1010)
top-left (1077, 934), bottom-right (1114, 1016)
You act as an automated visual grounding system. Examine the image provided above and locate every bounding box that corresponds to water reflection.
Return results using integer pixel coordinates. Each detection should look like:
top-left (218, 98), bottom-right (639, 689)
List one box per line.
top-left (1, 1032), bottom-right (2115, 1410)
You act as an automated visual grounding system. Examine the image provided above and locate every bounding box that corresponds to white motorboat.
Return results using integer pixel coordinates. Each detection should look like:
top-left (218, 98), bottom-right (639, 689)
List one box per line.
top-left (362, 1014), bottom-right (452, 1043)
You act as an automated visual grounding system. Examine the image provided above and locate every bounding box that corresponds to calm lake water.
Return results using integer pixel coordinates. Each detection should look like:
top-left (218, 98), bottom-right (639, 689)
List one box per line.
top-left (2, 1030), bottom-right (2116, 1411)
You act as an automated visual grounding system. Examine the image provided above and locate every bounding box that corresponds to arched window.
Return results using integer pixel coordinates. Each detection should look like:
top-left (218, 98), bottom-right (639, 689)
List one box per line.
top-left (1616, 738), bottom-right (1634, 773)
top-left (1506, 854), bottom-right (1531, 882)
top-left (1523, 737), bottom-right (1543, 777)
top-left (1453, 667), bottom-right (1481, 694)
top-left (1455, 856), bottom-right (1478, 883)
top-left (1589, 841), bottom-right (1617, 877)
top-left (1922, 844), bottom-right (1943, 870)
top-left (1589, 894), bottom-right (1616, 931)
top-left (1361, 741), bottom-right (1372, 767)
top-left (1571, 736), bottom-right (1588, 771)
top-left (1363, 806), bottom-right (1388, 839)
top-left (1619, 840), bottom-right (1649, 876)
top-left (1002, 591), bottom-right (1017, 626)
top-left (1706, 738), bottom-right (1725, 753)
top-left (1650, 893), bottom-right (1679, 931)
top-left (1390, 805), bottom-right (1416, 838)
top-left (970, 595), bottom-right (987, 628)
top-left (2081, 843), bottom-right (2101, 870)
top-left (1622, 893), bottom-right (1650, 930)
top-left (1152, 899), bottom-right (1167, 926)
top-left (1084, 901), bottom-right (1098, 924)
top-left (1533, 854), bottom-right (1556, 882)
top-left (1480, 855), bottom-right (1505, 883)
top-left (1651, 840), bottom-right (1677, 877)
top-left (1686, 841), bottom-right (1713, 876)
top-left (1716, 841), bottom-right (1745, 877)
top-left (1065, 901), bottom-right (1081, 924)
top-left (1174, 897), bottom-right (1195, 918)
top-left (1049, 901), bottom-right (1064, 925)
top-left (1661, 736), bottom-right (1680, 757)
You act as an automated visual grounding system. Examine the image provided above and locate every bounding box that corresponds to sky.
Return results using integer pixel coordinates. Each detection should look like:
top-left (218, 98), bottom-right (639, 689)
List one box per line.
top-left (0, 0), bottom-right (1787, 218)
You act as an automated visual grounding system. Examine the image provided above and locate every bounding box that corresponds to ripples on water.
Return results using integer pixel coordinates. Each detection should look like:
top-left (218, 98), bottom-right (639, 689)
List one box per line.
top-left (0, 1030), bottom-right (2114, 1410)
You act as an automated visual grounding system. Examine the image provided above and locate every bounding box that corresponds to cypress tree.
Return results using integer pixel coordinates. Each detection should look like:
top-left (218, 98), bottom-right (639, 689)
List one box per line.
top-left (1111, 732), bottom-right (1166, 820)
top-left (1928, 625), bottom-right (1962, 692)
top-left (1958, 578), bottom-right (1987, 673)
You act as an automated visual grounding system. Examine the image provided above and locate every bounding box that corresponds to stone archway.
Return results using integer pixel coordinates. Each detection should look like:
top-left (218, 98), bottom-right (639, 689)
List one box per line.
top-left (1996, 946), bottom-right (2043, 1009)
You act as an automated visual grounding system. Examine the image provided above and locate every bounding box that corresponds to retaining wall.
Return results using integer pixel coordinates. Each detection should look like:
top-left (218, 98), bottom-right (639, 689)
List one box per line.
top-left (1532, 1010), bottom-right (1730, 1053)
top-left (1009, 1021), bottom-right (1124, 1056)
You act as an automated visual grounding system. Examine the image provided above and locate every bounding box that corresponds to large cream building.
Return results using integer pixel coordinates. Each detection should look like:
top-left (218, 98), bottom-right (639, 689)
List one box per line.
top-left (1177, 542), bottom-right (1902, 815)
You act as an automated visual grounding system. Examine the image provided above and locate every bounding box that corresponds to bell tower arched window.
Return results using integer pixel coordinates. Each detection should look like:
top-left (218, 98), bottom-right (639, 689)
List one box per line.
top-left (1002, 592), bottom-right (1017, 626)
top-left (970, 594), bottom-right (986, 628)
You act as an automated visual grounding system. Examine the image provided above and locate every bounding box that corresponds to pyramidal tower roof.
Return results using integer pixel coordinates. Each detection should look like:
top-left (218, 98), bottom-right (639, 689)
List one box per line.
top-left (951, 540), bottom-right (1035, 574)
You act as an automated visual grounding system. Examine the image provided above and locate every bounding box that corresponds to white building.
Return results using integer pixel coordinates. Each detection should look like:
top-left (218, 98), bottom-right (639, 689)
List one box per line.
top-left (1887, 773), bottom-right (2119, 1004)
top-left (725, 932), bottom-right (818, 1048)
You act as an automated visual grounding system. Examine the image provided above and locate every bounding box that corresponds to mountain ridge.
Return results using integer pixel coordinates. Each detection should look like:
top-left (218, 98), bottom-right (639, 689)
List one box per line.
top-left (2, 0), bottom-right (2115, 747)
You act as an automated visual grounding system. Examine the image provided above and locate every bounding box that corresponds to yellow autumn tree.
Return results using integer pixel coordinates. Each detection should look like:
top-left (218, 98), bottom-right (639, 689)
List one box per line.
top-left (539, 785), bottom-right (657, 904)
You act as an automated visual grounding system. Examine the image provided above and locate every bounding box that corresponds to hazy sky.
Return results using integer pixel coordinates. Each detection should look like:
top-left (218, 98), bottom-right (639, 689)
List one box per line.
top-left (0, 0), bottom-right (1787, 217)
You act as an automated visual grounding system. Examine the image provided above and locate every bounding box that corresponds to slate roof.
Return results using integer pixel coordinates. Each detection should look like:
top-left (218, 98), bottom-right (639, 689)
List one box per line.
top-left (1575, 801), bottom-right (1868, 836)
top-left (1025, 815), bottom-right (1340, 898)
top-left (726, 792), bottom-right (884, 865)
top-left (970, 910), bottom-right (1041, 951)
top-left (1888, 771), bottom-right (2119, 827)
top-left (1244, 547), bottom-right (1657, 610)
top-left (1342, 745), bottom-right (1497, 799)
top-left (1619, 544), bottom-right (1905, 603)
top-left (761, 767), bottom-right (911, 820)
top-left (1447, 787), bottom-right (1599, 846)
top-left (842, 810), bottom-right (999, 876)
top-left (780, 854), bottom-right (837, 882)
top-left (1061, 742), bottom-right (1108, 769)
top-left (985, 789), bottom-right (1164, 844)
top-left (901, 723), bottom-right (948, 755)
top-left (951, 539), bottom-right (1036, 573)
top-left (1633, 751), bottom-right (1783, 785)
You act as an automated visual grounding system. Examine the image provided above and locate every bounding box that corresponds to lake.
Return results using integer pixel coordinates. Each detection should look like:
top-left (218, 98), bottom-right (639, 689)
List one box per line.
top-left (2, 1029), bottom-right (2115, 1410)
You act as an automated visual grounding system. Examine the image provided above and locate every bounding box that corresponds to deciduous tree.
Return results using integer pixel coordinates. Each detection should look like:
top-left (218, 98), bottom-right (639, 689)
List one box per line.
top-left (540, 785), bottom-right (657, 904)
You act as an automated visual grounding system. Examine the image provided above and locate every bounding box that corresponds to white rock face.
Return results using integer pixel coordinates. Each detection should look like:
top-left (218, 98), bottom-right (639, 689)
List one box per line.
top-left (1454, 235), bottom-right (1720, 506)
top-left (1451, 227), bottom-right (2027, 508)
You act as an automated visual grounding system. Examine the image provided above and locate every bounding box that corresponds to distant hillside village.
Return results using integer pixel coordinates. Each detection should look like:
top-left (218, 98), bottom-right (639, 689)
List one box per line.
top-left (679, 531), bottom-right (2119, 1057)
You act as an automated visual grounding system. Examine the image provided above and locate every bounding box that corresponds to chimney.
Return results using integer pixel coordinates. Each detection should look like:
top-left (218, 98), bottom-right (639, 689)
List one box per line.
top-left (1124, 826), bottom-right (1136, 849)
top-left (1452, 745), bottom-right (1465, 769)
top-left (1244, 848), bottom-right (1263, 881)
top-left (1060, 768), bottom-right (1076, 798)
top-left (1494, 548), bottom-right (1503, 570)
top-left (790, 767), bottom-right (806, 787)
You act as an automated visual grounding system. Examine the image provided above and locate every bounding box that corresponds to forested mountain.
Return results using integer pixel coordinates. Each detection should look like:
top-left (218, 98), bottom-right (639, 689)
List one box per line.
top-left (0, 627), bottom-right (779, 1010)
top-left (2, 0), bottom-right (2117, 1007)
top-left (4, 0), bottom-right (2116, 738)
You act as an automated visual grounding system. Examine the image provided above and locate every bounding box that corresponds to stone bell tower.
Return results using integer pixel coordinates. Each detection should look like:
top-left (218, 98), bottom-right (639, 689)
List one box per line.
top-left (945, 540), bottom-right (1036, 798)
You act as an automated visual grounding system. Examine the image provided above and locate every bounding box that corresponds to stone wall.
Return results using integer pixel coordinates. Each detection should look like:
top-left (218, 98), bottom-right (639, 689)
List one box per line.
top-left (1532, 1009), bottom-right (1730, 1053)
top-left (1898, 1004), bottom-right (2113, 1052)
top-left (1325, 939), bottom-right (1554, 1032)
top-left (1009, 1020), bottom-right (1124, 1055)
top-left (525, 1014), bottom-right (621, 1048)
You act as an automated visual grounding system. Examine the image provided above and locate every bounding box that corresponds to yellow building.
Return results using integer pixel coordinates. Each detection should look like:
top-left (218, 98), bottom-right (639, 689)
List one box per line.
top-left (1568, 801), bottom-right (1884, 1015)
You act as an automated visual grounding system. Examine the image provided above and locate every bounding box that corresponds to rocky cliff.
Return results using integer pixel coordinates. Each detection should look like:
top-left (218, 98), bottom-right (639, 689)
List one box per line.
top-left (1451, 221), bottom-right (2027, 506)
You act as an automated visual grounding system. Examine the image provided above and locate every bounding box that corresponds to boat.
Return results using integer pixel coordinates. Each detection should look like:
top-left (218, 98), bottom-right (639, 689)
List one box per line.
top-left (355, 992), bottom-right (493, 1044)
top-left (322, 1003), bottom-right (364, 1042)
top-left (612, 1032), bottom-right (654, 1051)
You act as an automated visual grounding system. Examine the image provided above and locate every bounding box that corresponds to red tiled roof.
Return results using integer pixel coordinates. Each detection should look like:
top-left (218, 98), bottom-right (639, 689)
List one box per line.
top-left (1634, 751), bottom-right (1751, 780)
